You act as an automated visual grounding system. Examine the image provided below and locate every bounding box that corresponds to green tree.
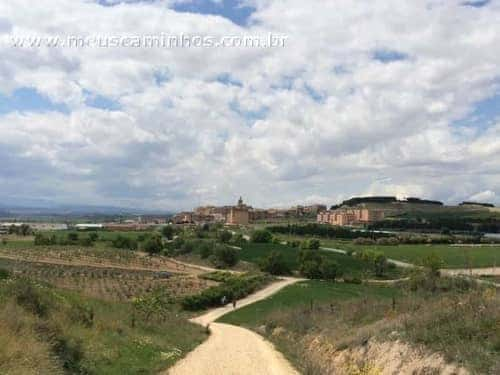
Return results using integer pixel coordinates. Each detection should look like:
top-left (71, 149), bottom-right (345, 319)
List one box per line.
top-left (199, 242), bottom-right (214, 259)
top-left (212, 245), bottom-right (239, 268)
top-left (251, 230), bottom-right (273, 243)
top-left (143, 236), bottom-right (163, 255)
top-left (320, 259), bottom-right (340, 281)
top-left (258, 251), bottom-right (291, 275)
top-left (373, 253), bottom-right (388, 277)
top-left (162, 225), bottom-right (175, 240)
top-left (219, 230), bottom-right (233, 243)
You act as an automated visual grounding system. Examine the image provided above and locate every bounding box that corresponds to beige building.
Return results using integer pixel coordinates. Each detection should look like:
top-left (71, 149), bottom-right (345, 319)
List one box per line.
top-left (317, 208), bottom-right (385, 226)
top-left (226, 197), bottom-right (250, 225)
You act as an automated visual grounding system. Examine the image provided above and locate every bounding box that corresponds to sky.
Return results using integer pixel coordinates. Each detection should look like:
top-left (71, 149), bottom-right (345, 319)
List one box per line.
top-left (0, 0), bottom-right (500, 210)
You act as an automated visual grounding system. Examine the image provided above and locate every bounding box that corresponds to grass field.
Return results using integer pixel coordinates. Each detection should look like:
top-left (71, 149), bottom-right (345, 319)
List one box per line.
top-left (0, 277), bottom-right (207, 374)
top-left (322, 240), bottom-right (500, 268)
top-left (219, 280), bottom-right (398, 327)
top-left (274, 234), bottom-right (500, 268)
top-left (240, 243), bottom-right (404, 279)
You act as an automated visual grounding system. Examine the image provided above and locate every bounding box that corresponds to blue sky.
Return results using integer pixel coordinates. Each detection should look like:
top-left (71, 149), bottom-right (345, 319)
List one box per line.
top-left (172, 0), bottom-right (256, 26)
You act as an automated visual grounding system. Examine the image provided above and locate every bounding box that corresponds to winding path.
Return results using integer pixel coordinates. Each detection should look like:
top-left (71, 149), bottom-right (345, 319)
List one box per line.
top-left (167, 277), bottom-right (302, 375)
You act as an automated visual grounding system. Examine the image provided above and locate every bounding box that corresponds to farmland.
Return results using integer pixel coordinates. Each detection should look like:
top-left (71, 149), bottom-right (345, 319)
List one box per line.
top-left (273, 234), bottom-right (500, 268)
top-left (0, 258), bottom-right (210, 302)
top-left (239, 242), bottom-right (405, 279)
top-left (320, 239), bottom-right (500, 268)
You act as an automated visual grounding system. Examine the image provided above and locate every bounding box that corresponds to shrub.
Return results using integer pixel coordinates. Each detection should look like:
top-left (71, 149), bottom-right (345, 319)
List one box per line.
top-left (178, 240), bottom-right (195, 255)
top-left (212, 245), bottom-right (239, 268)
top-left (373, 253), bottom-right (388, 277)
top-left (181, 274), bottom-right (271, 310)
top-left (353, 237), bottom-right (375, 245)
top-left (219, 230), bottom-right (232, 243)
top-left (251, 230), bottom-right (273, 243)
top-left (34, 233), bottom-right (57, 246)
top-left (343, 275), bottom-right (362, 284)
top-left (300, 260), bottom-right (323, 279)
top-left (10, 280), bottom-right (48, 317)
top-left (421, 252), bottom-right (444, 278)
top-left (258, 251), bottom-right (291, 275)
top-left (161, 225), bottom-right (175, 240)
top-left (320, 259), bottom-right (340, 281)
top-left (111, 235), bottom-right (138, 250)
top-left (0, 268), bottom-right (10, 280)
top-left (300, 239), bottom-right (321, 250)
top-left (376, 237), bottom-right (399, 246)
top-left (199, 242), bottom-right (214, 259)
top-left (143, 236), bottom-right (163, 255)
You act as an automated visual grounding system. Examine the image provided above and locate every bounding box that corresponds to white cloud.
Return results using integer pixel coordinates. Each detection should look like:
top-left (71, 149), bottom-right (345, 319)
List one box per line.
top-left (0, 0), bottom-right (500, 209)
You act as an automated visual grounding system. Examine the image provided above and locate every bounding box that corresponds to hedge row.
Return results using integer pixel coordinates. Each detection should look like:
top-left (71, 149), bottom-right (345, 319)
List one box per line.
top-left (181, 273), bottom-right (272, 311)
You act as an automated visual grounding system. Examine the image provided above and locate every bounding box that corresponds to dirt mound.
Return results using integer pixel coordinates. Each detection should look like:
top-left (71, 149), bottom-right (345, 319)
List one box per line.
top-left (307, 336), bottom-right (469, 375)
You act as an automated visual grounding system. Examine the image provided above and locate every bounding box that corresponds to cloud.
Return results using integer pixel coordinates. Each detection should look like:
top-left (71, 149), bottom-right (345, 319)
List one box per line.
top-left (0, 0), bottom-right (500, 210)
top-left (469, 190), bottom-right (496, 202)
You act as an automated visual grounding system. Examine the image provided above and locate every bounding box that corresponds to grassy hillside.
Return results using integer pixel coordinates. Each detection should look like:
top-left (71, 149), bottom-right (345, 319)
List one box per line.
top-left (220, 275), bottom-right (500, 374)
top-left (0, 275), bottom-right (207, 374)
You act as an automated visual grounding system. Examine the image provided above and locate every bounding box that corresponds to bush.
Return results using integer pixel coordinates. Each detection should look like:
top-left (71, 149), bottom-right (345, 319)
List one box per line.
top-left (219, 230), bottom-right (232, 243)
top-left (231, 233), bottom-right (247, 246)
top-left (111, 235), bottom-right (138, 250)
top-left (376, 237), bottom-right (399, 246)
top-left (34, 233), bottom-right (57, 246)
top-left (300, 239), bottom-right (321, 250)
top-left (143, 236), bottom-right (163, 255)
top-left (343, 275), bottom-right (362, 284)
top-left (320, 259), bottom-right (340, 281)
top-left (199, 242), bottom-right (214, 259)
top-left (212, 245), bottom-right (239, 268)
top-left (353, 237), bottom-right (375, 245)
top-left (0, 268), bottom-right (10, 280)
top-left (421, 252), bottom-right (444, 278)
top-left (181, 274), bottom-right (271, 310)
top-left (10, 280), bottom-right (48, 317)
top-left (178, 240), bottom-right (195, 254)
top-left (161, 225), bottom-right (175, 240)
top-left (258, 251), bottom-right (291, 275)
top-left (251, 230), bottom-right (273, 243)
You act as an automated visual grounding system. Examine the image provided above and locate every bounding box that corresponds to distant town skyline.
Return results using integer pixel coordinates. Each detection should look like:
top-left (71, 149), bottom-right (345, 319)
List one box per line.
top-left (0, 1), bottom-right (499, 210)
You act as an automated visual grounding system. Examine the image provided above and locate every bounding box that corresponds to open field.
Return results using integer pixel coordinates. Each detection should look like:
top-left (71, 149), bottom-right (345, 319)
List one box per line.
top-left (0, 277), bottom-right (207, 374)
top-left (0, 258), bottom-right (210, 302)
top-left (219, 280), bottom-right (398, 327)
top-left (323, 240), bottom-right (500, 269)
top-left (240, 243), bottom-right (404, 279)
top-left (274, 234), bottom-right (500, 268)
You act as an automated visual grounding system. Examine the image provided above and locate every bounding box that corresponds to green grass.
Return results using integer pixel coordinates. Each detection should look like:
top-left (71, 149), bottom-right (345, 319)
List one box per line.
top-left (320, 239), bottom-right (500, 268)
top-left (275, 235), bottom-right (500, 268)
top-left (219, 280), bottom-right (398, 327)
top-left (0, 277), bottom-right (207, 374)
top-left (240, 243), bottom-right (403, 278)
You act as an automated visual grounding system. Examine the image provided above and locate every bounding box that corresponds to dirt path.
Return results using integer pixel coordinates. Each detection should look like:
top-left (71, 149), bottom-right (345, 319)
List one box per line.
top-left (167, 277), bottom-right (302, 375)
